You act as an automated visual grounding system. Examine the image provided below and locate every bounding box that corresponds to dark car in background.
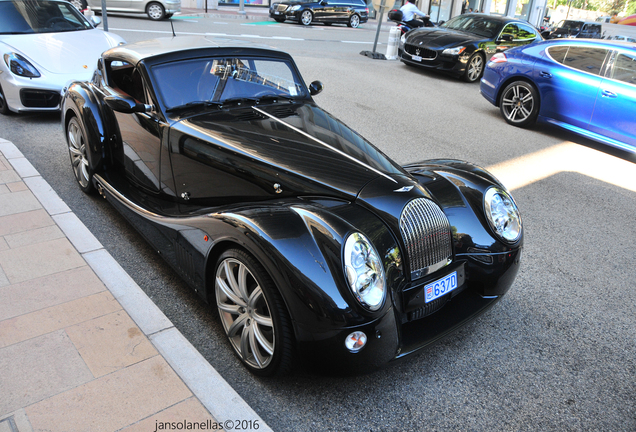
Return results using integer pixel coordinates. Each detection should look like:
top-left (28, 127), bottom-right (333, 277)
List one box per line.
top-left (269, 0), bottom-right (368, 27)
top-left (399, 14), bottom-right (542, 82)
top-left (62, 36), bottom-right (523, 376)
top-left (480, 39), bottom-right (636, 153)
top-left (546, 20), bottom-right (602, 39)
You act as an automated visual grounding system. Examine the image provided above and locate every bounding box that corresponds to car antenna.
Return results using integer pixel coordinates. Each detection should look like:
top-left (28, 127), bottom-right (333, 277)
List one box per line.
top-left (170, 18), bottom-right (176, 37)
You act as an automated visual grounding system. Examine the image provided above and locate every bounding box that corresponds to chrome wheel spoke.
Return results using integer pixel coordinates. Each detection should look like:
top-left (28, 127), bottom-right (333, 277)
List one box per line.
top-left (253, 322), bottom-right (274, 355)
top-left (227, 313), bottom-right (248, 338)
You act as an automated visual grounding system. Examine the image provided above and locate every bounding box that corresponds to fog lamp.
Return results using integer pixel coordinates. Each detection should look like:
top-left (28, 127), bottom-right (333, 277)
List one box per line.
top-left (345, 331), bottom-right (367, 352)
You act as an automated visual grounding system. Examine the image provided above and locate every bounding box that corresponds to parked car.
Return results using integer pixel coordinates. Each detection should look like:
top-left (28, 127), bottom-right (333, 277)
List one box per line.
top-left (269, 0), bottom-right (368, 27)
top-left (62, 36), bottom-right (523, 376)
top-left (399, 14), bottom-right (542, 83)
top-left (0, 0), bottom-right (125, 115)
top-left (546, 20), bottom-right (602, 39)
top-left (71, 0), bottom-right (180, 20)
top-left (480, 39), bottom-right (636, 153)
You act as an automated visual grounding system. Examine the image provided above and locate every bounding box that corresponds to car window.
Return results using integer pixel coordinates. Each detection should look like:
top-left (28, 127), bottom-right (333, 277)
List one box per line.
top-left (547, 45), bottom-right (609, 76)
top-left (610, 52), bottom-right (636, 85)
top-left (441, 15), bottom-right (503, 38)
top-left (517, 23), bottom-right (539, 41)
top-left (0, 0), bottom-right (93, 34)
top-left (150, 57), bottom-right (308, 110)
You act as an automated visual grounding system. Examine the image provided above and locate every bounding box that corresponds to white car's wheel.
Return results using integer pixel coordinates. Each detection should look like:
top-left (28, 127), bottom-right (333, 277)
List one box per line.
top-left (146, 2), bottom-right (165, 20)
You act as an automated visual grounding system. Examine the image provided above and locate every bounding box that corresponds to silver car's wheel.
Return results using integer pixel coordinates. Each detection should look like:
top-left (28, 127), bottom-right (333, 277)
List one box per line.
top-left (67, 117), bottom-right (93, 193)
top-left (348, 14), bottom-right (360, 28)
top-left (300, 10), bottom-right (313, 25)
top-left (215, 249), bottom-right (293, 376)
top-left (500, 81), bottom-right (539, 128)
top-left (463, 53), bottom-right (484, 83)
top-left (146, 2), bottom-right (165, 20)
top-left (0, 84), bottom-right (10, 115)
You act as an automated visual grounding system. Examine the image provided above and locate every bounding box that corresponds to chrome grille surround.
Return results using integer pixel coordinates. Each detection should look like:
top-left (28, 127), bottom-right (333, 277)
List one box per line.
top-left (276, 4), bottom-right (288, 11)
top-left (399, 198), bottom-right (453, 280)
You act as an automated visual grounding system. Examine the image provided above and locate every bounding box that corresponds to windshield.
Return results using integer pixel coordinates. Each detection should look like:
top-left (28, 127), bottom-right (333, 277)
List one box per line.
top-left (0, 0), bottom-right (93, 34)
top-left (151, 57), bottom-right (308, 111)
top-left (440, 15), bottom-right (504, 38)
top-left (557, 20), bottom-right (583, 30)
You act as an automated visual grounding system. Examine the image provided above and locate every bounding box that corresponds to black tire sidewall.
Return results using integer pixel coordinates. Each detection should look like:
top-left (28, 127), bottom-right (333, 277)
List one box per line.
top-left (499, 81), bottom-right (539, 128)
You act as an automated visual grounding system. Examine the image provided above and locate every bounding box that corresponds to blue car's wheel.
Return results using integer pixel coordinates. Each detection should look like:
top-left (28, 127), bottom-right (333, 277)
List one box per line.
top-left (215, 249), bottom-right (294, 376)
top-left (500, 81), bottom-right (539, 127)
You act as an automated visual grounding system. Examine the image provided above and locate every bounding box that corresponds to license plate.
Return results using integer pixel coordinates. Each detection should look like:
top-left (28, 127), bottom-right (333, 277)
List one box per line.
top-left (425, 271), bottom-right (458, 303)
top-left (412, 55), bottom-right (422, 62)
top-left (274, 11), bottom-right (281, 14)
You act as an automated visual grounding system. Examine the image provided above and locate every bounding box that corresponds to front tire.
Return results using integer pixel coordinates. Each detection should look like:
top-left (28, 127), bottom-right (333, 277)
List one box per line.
top-left (463, 52), bottom-right (485, 83)
top-left (146, 2), bottom-right (165, 20)
top-left (300, 9), bottom-right (313, 25)
top-left (0, 84), bottom-right (11, 115)
top-left (347, 13), bottom-right (360, 28)
top-left (66, 117), bottom-right (93, 193)
top-left (499, 81), bottom-right (539, 127)
top-left (215, 249), bottom-right (294, 376)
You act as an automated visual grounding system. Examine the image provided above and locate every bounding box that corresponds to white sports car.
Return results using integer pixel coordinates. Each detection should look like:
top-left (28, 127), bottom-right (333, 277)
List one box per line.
top-left (0, 0), bottom-right (125, 114)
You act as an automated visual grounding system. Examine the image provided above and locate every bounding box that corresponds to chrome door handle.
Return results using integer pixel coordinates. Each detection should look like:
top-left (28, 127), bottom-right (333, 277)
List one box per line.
top-left (601, 90), bottom-right (617, 98)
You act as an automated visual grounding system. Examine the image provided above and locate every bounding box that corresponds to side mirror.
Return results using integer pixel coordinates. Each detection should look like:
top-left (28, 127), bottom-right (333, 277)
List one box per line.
top-left (499, 34), bottom-right (513, 42)
top-left (90, 16), bottom-right (101, 27)
top-left (309, 80), bottom-right (323, 96)
top-left (105, 95), bottom-right (151, 114)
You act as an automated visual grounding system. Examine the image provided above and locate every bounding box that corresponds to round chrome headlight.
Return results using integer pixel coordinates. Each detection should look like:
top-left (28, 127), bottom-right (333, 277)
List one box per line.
top-left (343, 232), bottom-right (386, 311)
top-left (484, 187), bottom-right (521, 243)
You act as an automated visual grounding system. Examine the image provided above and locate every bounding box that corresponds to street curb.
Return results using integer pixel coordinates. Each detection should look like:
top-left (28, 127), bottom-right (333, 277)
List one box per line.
top-left (0, 138), bottom-right (272, 432)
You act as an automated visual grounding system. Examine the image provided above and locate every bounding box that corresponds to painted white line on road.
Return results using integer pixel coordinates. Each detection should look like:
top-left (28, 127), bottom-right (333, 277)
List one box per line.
top-left (487, 142), bottom-right (636, 193)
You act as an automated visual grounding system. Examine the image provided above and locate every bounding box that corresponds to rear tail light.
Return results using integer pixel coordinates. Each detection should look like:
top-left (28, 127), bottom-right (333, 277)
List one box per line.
top-left (489, 53), bottom-right (507, 63)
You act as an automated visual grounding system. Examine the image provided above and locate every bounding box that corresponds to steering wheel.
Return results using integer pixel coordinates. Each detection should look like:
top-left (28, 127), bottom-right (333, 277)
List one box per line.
top-left (45, 17), bottom-right (66, 28)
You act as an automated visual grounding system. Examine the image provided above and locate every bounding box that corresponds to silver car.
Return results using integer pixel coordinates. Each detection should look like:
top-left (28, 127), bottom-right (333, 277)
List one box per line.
top-left (70, 0), bottom-right (180, 20)
top-left (0, 0), bottom-right (125, 114)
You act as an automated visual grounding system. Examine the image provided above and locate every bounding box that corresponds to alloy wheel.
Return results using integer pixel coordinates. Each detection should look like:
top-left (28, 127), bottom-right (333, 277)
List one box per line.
top-left (67, 118), bottom-right (91, 191)
top-left (349, 14), bottom-right (360, 28)
top-left (216, 257), bottom-right (276, 371)
top-left (301, 10), bottom-right (313, 25)
top-left (147, 3), bottom-right (165, 20)
top-left (502, 85), bottom-right (534, 123)
top-left (465, 54), bottom-right (484, 82)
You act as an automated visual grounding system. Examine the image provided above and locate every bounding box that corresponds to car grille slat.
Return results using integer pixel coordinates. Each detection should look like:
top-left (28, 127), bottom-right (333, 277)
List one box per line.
top-left (399, 198), bottom-right (452, 280)
top-left (276, 4), bottom-right (288, 11)
top-left (405, 44), bottom-right (437, 60)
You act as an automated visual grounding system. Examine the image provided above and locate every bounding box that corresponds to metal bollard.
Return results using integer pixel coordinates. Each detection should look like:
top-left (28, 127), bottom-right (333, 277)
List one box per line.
top-left (385, 26), bottom-right (400, 60)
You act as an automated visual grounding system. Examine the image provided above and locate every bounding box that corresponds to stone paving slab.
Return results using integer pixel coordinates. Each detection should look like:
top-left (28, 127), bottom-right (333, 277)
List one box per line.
top-left (0, 138), bottom-right (271, 431)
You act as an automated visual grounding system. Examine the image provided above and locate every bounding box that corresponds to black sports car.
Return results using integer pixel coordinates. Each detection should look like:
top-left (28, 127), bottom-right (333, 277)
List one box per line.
top-left (269, 0), bottom-right (368, 27)
top-left (399, 14), bottom-right (542, 82)
top-left (62, 36), bottom-right (523, 376)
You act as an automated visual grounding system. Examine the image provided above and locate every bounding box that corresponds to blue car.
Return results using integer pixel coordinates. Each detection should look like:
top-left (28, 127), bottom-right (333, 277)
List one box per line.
top-left (480, 39), bottom-right (636, 153)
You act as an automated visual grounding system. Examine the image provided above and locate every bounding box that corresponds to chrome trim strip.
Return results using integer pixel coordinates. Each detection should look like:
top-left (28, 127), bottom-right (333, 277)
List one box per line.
top-left (252, 106), bottom-right (398, 184)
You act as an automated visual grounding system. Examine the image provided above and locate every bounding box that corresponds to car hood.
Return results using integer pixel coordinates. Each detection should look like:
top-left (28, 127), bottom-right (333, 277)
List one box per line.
top-left (176, 102), bottom-right (408, 199)
top-left (0, 29), bottom-right (123, 75)
top-left (405, 28), bottom-right (484, 48)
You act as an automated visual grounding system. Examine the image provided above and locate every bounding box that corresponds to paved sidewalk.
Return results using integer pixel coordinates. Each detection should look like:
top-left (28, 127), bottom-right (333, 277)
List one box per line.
top-left (0, 139), bottom-right (270, 432)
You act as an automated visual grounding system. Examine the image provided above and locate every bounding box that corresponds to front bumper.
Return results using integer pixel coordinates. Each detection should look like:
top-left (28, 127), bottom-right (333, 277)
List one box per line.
top-left (398, 45), bottom-right (469, 76)
top-left (296, 248), bottom-right (521, 373)
top-left (0, 73), bottom-right (69, 113)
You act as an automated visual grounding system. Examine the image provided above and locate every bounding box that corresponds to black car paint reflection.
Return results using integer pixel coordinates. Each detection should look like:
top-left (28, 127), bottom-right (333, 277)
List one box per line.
top-left (62, 36), bottom-right (522, 376)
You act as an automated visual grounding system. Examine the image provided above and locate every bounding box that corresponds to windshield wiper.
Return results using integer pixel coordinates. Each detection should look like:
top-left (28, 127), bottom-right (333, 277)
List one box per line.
top-left (165, 101), bottom-right (222, 113)
top-left (221, 95), bottom-right (295, 107)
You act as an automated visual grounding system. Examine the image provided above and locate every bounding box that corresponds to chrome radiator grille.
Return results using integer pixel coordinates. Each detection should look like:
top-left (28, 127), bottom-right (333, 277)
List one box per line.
top-left (399, 198), bottom-right (453, 280)
top-left (276, 4), bottom-right (288, 11)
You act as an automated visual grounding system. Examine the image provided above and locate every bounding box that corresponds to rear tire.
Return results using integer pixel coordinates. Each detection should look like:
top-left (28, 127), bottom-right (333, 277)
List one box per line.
top-left (347, 13), bottom-right (360, 28)
top-left (214, 249), bottom-right (294, 376)
top-left (499, 81), bottom-right (539, 128)
top-left (146, 2), bottom-right (165, 20)
top-left (66, 117), bottom-right (94, 193)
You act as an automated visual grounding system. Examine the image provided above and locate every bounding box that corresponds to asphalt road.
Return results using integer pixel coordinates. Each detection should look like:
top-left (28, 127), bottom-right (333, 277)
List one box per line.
top-left (2, 15), bottom-right (636, 431)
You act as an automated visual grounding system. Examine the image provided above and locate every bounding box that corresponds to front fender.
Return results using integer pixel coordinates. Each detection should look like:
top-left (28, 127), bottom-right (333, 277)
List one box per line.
top-left (205, 199), bottom-right (402, 333)
top-left (62, 81), bottom-right (109, 175)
